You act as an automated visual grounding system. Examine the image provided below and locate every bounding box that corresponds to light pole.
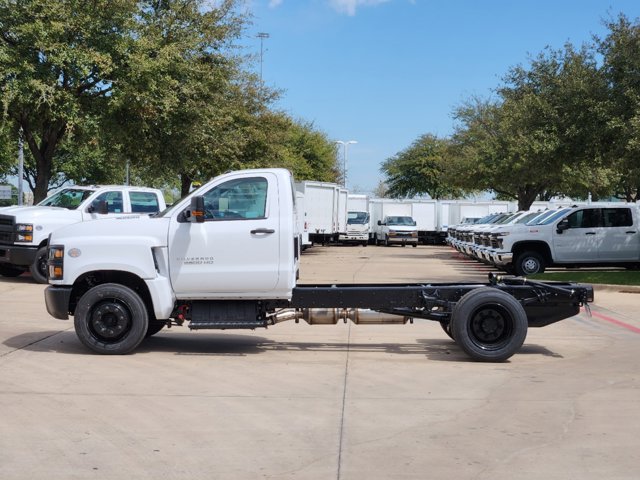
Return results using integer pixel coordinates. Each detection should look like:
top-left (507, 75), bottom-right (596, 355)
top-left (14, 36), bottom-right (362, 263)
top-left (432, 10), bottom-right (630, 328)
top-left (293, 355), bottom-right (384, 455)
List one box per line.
top-left (257, 32), bottom-right (269, 82)
top-left (335, 140), bottom-right (357, 188)
top-left (17, 128), bottom-right (24, 206)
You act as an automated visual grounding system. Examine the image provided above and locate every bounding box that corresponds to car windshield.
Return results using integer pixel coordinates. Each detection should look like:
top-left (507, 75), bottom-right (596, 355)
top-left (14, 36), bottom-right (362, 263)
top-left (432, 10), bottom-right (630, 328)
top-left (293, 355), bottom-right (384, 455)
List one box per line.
top-left (514, 211), bottom-right (542, 224)
top-left (348, 211), bottom-right (369, 224)
top-left (38, 188), bottom-right (96, 209)
top-left (534, 208), bottom-right (572, 225)
top-left (387, 216), bottom-right (414, 226)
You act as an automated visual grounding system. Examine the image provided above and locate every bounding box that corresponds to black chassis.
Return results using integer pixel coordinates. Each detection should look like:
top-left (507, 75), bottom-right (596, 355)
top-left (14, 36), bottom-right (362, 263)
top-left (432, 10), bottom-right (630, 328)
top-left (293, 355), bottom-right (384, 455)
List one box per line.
top-left (278, 274), bottom-right (593, 328)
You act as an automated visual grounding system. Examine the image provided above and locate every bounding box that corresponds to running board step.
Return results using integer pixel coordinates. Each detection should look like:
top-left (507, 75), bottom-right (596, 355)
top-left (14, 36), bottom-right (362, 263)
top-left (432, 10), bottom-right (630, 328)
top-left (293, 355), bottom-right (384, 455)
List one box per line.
top-left (189, 320), bottom-right (266, 330)
top-left (188, 300), bottom-right (266, 330)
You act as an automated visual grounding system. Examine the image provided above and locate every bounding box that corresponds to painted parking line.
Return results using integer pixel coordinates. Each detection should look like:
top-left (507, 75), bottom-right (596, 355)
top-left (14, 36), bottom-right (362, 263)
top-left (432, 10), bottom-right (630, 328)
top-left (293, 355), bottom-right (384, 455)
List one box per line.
top-left (583, 308), bottom-right (640, 334)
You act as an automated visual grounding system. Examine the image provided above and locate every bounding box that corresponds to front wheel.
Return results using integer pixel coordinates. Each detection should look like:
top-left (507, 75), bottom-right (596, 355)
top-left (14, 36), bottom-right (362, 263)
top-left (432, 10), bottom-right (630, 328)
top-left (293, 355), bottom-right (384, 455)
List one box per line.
top-left (514, 251), bottom-right (545, 276)
top-left (30, 246), bottom-right (49, 284)
top-left (450, 287), bottom-right (528, 362)
top-left (0, 264), bottom-right (25, 278)
top-left (74, 283), bottom-right (149, 354)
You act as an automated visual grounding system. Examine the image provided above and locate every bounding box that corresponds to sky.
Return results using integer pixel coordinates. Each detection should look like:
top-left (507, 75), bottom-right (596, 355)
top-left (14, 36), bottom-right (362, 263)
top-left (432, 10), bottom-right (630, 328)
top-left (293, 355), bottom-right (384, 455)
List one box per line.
top-left (243, 0), bottom-right (640, 194)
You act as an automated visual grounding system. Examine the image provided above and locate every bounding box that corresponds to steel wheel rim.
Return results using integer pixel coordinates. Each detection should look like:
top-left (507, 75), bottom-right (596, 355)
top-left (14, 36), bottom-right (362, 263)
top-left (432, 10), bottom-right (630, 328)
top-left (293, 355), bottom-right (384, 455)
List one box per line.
top-left (89, 300), bottom-right (132, 342)
top-left (522, 258), bottom-right (540, 274)
top-left (468, 305), bottom-right (513, 351)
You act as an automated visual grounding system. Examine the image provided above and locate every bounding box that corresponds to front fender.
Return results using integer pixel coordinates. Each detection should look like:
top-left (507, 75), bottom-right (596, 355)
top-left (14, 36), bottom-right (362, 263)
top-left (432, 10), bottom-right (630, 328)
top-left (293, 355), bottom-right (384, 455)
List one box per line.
top-left (53, 238), bottom-right (160, 284)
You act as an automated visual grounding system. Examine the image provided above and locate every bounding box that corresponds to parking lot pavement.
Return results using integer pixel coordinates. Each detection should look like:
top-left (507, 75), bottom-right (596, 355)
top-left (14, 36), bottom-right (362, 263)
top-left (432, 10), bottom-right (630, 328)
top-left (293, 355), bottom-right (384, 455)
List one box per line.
top-left (0, 245), bottom-right (638, 480)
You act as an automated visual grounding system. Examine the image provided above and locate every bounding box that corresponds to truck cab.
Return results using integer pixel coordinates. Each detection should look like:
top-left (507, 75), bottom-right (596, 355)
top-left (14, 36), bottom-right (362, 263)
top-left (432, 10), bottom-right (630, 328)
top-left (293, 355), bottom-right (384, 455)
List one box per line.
top-left (376, 216), bottom-right (418, 247)
top-left (339, 210), bottom-right (370, 246)
top-left (0, 185), bottom-right (166, 283)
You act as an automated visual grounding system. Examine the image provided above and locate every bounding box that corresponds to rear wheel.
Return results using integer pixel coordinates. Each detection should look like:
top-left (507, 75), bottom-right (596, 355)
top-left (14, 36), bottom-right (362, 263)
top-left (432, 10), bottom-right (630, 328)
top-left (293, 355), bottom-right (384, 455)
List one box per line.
top-left (29, 246), bottom-right (49, 284)
top-left (450, 287), bottom-right (528, 362)
top-left (74, 283), bottom-right (149, 355)
top-left (440, 321), bottom-right (454, 340)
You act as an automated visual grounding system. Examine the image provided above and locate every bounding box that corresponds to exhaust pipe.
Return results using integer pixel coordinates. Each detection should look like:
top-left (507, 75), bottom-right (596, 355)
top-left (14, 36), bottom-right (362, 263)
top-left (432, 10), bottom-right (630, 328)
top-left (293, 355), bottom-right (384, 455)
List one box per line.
top-left (271, 309), bottom-right (411, 325)
top-left (302, 308), bottom-right (410, 325)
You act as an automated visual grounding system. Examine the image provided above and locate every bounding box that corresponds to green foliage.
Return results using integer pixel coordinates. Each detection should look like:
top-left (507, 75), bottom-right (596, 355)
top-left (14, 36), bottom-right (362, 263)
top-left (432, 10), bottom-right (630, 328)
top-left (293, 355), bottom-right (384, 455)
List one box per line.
top-left (381, 134), bottom-right (467, 199)
top-left (529, 270), bottom-right (640, 286)
top-left (0, 0), bottom-right (138, 201)
top-left (597, 14), bottom-right (640, 202)
top-left (451, 44), bottom-right (610, 209)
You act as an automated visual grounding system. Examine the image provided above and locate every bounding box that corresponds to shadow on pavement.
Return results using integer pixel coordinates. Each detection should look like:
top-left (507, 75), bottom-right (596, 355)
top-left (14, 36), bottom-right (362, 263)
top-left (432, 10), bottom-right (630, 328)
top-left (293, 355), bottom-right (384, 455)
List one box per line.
top-left (4, 329), bottom-right (562, 362)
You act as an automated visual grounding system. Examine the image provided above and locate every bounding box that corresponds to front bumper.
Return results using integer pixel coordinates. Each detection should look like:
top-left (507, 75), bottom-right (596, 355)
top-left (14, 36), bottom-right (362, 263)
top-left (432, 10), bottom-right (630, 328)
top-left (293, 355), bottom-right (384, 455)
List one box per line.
top-left (44, 285), bottom-right (73, 319)
top-left (339, 233), bottom-right (368, 242)
top-left (493, 251), bottom-right (514, 266)
top-left (0, 244), bottom-right (37, 266)
top-left (388, 236), bottom-right (418, 245)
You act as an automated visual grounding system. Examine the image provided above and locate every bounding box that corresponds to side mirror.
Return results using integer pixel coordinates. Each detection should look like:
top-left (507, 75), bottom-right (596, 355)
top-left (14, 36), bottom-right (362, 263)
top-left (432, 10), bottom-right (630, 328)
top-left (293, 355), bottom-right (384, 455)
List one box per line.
top-left (186, 196), bottom-right (205, 223)
top-left (88, 200), bottom-right (109, 215)
top-left (556, 219), bottom-right (569, 234)
top-left (412, 221), bottom-right (417, 226)
top-left (377, 220), bottom-right (382, 226)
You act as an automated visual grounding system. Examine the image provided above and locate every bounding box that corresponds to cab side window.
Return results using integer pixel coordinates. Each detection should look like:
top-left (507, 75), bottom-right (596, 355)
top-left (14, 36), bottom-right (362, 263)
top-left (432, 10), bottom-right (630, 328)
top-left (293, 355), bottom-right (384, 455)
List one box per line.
top-left (566, 209), bottom-right (599, 228)
top-left (602, 208), bottom-right (632, 227)
top-left (92, 191), bottom-right (123, 213)
top-left (131, 191), bottom-right (161, 214)
top-left (202, 177), bottom-right (268, 221)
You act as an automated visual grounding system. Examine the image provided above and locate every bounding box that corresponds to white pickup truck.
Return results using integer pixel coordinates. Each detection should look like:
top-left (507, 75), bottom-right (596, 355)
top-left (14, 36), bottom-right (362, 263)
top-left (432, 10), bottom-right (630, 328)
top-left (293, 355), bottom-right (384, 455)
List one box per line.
top-left (0, 185), bottom-right (166, 283)
top-left (491, 204), bottom-right (640, 275)
top-left (43, 168), bottom-right (594, 362)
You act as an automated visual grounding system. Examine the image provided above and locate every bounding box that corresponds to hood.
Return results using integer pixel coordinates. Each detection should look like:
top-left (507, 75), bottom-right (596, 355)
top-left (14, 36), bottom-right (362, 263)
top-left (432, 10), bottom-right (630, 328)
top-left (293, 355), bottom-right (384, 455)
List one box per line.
top-left (0, 205), bottom-right (82, 221)
top-left (51, 214), bottom-right (171, 247)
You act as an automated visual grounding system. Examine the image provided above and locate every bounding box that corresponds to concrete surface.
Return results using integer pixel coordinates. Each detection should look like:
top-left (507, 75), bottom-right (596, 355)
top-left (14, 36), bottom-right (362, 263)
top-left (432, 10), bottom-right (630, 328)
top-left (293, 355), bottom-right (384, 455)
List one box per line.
top-left (0, 245), bottom-right (638, 479)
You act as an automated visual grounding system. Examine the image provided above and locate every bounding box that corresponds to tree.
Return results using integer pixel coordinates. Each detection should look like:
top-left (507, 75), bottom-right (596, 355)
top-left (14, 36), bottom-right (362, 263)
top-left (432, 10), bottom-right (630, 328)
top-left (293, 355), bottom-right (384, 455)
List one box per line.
top-left (598, 13), bottom-right (640, 202)
top-left (453, 44), bottom-right (609, 210)
top-left (0, 0), bottom-right (137, 201)
top-left (381, 133), bottom-right (466, 199)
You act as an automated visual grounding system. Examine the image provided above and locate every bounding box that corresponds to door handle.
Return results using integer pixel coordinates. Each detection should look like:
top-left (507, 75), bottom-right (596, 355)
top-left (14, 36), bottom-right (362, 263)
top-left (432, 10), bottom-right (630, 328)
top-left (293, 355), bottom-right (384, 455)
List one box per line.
top-left (585, 232), bottom-right (596, 235)
top-left (626, 231), bottom-right (637, 234)
top-left (251, 228), bottom-right (275, 234)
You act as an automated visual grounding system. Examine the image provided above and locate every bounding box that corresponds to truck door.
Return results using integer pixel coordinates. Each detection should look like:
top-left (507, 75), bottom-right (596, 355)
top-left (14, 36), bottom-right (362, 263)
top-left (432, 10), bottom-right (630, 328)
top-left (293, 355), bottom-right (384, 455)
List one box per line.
top-left (598, 208), bottom-right (640, 261)
top-left (552, 208), bottom-right (601, 262)
top-left (81, 190), bottom-right (125, 219)
top-left (167, 173), bottom-right (280, 296)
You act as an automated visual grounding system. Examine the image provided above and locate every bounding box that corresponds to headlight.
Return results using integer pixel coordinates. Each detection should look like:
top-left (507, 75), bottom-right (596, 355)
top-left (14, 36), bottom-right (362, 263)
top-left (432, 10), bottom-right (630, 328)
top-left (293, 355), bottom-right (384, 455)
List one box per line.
top-left (15, 223), bottom-right (34, 242)
top-left (48, 245), bottom-right (65, 281)
top-left (496, 231), bottom-right (510, 237)
top-left (411, 232), bottom-right (418, 237)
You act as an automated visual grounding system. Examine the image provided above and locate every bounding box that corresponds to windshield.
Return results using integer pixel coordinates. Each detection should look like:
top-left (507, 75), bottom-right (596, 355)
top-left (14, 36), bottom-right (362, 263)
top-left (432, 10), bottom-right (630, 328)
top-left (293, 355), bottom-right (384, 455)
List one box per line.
top-left (535, 208), bottom-right (572, 225)
top-left (38, 188), bottom-right (96, 209)
top-left (387, 216), bottom-right (414, 226)
top-left (348, 211), bottom-right (369, 224)
top-left (514, 211), bottom-right (541, 224)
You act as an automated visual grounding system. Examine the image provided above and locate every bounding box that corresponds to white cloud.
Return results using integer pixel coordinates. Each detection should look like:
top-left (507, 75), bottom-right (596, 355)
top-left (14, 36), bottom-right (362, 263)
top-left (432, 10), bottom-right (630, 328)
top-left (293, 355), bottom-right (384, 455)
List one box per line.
top-left (328, 0), bottom-right (391, 16)
top-left (268, 0), bottom-right (283, 7)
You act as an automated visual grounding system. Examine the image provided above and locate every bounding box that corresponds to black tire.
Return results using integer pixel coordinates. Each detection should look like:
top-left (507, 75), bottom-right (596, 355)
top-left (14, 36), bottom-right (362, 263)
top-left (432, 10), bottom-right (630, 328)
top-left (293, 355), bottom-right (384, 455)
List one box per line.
top-left (514, 251), bottom-right (545, 276)
top-left (439, 321), bottom-right (454, 340)
top-left (450, 287), bottom-right (528, 362)
top-left (0, 264), bottom-right (24, 278)
top-left (74, 283), bottom-right (149, 355)
top-left (29, 246), bottom-right (49, 284)
top-left (412, 243), bottom-right (418, 248)
top-left (145, 320), bottom-right (166, 337)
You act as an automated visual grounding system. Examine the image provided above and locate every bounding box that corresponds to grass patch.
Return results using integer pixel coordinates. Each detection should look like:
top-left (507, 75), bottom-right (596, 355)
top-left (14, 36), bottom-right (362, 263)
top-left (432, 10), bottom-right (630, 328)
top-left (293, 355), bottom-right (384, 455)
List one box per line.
top-left (529, 270), bottom-right (640, 286)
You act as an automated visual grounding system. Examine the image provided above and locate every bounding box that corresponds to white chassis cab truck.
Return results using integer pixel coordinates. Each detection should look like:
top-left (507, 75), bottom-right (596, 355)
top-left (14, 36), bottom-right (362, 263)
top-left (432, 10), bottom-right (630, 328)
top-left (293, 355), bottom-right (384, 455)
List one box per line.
top-left (44, 169), bottom-right (593, 362)
top-left (0, 185), bottom-right (166, 283)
